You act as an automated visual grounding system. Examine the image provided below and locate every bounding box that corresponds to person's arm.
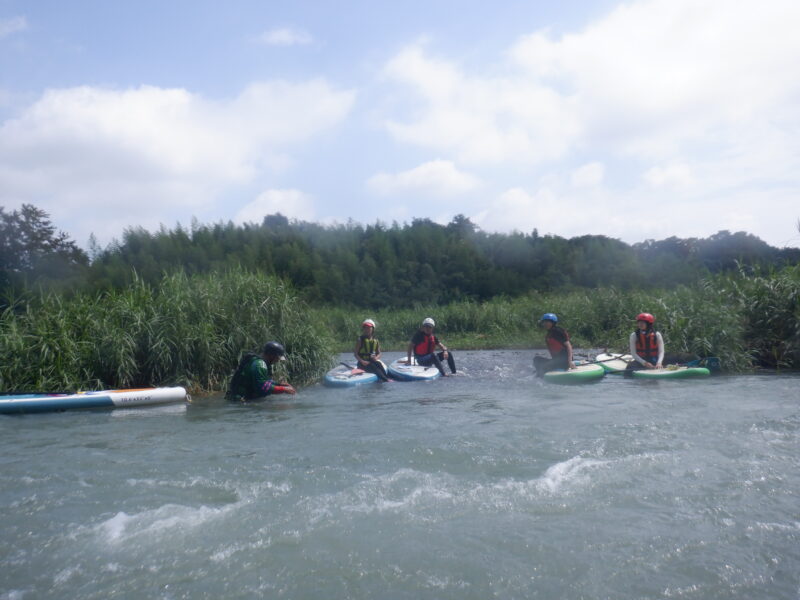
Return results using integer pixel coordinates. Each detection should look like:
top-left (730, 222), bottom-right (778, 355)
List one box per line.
top-left (254, 359), bottom-right (296, 396)
top-left (435, 336), bottom-right (448, 358)
top-left (656, 332), bottom-right (665, 368)
top-left (406, 341), bottom-right (414, 363)
top-left (565, 340), bottom-right (574, 368)
top-left (373, 340), bottom-right (382, 361)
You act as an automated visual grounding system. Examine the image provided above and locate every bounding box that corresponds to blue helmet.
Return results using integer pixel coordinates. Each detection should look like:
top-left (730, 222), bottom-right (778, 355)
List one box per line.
top-left (539, 312), bottom-right (558, 324)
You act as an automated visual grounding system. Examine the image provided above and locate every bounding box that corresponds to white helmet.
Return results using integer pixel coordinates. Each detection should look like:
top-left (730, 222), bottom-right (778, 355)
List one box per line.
top-left (362, 318), bottom-right (376, 328)
top-left (422, 317), bottom-right (435, 327)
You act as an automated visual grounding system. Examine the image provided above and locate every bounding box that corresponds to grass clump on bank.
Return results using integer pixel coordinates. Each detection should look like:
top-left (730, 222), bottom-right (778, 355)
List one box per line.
top-left (0, 269), bottom-right (335, 394)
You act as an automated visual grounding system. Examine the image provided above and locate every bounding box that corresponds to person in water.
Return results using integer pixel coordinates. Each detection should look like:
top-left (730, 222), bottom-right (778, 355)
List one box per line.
top-left (405, 317), bottom-right (456, 376)
top-left (354, 319), bottom-right (390, 382)
top-left (625, 312), bottom-right (664, 375)
top-left (533, 313), bottom-right (574, 376)
top-left (225, 341), bottom-right (296, 401)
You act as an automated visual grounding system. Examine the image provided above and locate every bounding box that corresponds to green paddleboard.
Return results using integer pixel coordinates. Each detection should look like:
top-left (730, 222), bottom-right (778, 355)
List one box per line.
top-left (543, 363), bottom-right (606, 385)
top-left (631, 366), bottom-right (711, 379)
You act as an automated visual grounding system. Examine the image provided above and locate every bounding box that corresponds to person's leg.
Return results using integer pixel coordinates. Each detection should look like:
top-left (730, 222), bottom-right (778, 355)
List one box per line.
top-left (534, 355), bottom-right (564, 376)
top-left (438, 351), bottom-right (456, 374)
top-left (367, 359), bottom-right (390, 382)
top-left (624, 360), bottom-right (648, 377)
top-left (416, 353), bottom-right (445, 375)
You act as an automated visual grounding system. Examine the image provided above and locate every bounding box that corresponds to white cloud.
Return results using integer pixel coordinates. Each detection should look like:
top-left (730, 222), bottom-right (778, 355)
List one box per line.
top-left (381, 44), bottom-right (580, 164)
top-left (376, 0), bottom-right (800, 247)
top-left (509, 0), bottom-right (800, 158)
top-left (380, 0), bottom-right (800, 166)
top-left (255, 28), bottom-right (313, 46)
top-left (0, 81), bottom-right (355, 244)
top-left (0, 16), bottom-right (27, 38)
top-left (234, 189), bottom-right (315, 224)
top-left (571, 162), bottom-right (604, 188)
top-left (643, 163), bottom-right (694, 188)
top-left (366, 160), bottom-right (480, 196)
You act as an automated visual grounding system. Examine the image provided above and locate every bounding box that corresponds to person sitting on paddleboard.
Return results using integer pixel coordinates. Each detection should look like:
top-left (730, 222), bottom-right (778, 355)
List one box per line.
top-left (354, 319), bottom-right (390, 382)
top-left (625, 313), bottom-right (664, 375)
top-left (225, 341), bottom-right (296, 401)
top-left (533, 313), bottom-right (574, 377)
top-left (405, 317), bottom-right (456, 376)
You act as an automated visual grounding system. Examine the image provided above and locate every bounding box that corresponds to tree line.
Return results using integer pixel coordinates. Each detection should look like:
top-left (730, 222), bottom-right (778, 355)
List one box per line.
top-left (2, 205), bottom-right (799, 308)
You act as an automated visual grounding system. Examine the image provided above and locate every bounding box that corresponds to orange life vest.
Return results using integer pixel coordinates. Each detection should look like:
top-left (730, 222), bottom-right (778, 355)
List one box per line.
top-left (635, 329), bottom-right (659, 360)
top-left (546, 326), bottom-right (569, 356)
top-left (414, 333), bottom-right (437, 356)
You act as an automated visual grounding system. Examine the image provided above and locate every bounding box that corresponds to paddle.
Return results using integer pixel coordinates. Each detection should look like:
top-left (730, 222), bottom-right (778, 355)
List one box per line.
top-left (581, 353), bottom-right (632, 366)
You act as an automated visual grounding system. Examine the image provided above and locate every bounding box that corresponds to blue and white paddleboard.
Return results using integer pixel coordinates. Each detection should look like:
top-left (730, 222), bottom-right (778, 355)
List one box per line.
top-left (387, 358), bottom-right (441, 382)
top-left (323, 364), bottom-right (382, 387)
top-left (0, 387), bottom-right (189, 414)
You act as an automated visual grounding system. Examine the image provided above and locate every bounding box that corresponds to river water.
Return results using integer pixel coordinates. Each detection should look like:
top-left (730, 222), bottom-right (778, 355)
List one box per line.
top-left (2, 350), bottom-right (799, 599)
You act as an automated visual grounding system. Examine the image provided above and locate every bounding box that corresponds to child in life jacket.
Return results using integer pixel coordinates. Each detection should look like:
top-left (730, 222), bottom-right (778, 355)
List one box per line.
top-left (533, 313), bottom-right (574, 376)
top-left (405, 317), bottom-right (456, 376)
top-left (354, 319), bottom-right (390, 382)
top-left (625, 312), bottom-right (664, 375)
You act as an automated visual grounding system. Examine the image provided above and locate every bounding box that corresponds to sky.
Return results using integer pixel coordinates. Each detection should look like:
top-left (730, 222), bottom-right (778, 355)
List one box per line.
top-left (1, 0), bottom-right (799, 250)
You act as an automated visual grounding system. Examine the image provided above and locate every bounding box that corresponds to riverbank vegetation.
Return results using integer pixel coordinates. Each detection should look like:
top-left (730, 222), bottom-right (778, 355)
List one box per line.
top-left (1, 265), bottom-right (797, 393)
top-left (1, 206), bottom-right (798, 392)
top-left (318, 265), bottom-right (799, 372)
top-left (0, 270), bottom-right (336, 394)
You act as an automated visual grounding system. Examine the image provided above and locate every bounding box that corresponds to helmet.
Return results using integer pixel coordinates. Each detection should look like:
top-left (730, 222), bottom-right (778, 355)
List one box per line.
top-left (422, 317), bottom-right (435, 327)
top-left (538, 313), bottom-right (558, 324)
top-left (262, 341), bottom-right (286, 361)
top-left (636, 313), bottom-right (655, 324)
top-left (362, 319), bottom-right (376, 328)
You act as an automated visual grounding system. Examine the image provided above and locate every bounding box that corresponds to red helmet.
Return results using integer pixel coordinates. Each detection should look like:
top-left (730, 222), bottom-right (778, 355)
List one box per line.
top-left (636, 312), bottom-right (655, 324)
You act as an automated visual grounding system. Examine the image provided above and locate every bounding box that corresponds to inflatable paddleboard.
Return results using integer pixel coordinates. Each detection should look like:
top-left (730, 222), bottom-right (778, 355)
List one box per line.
top-left (543, 362), bottom-right (606, 385)
top-left (387, 358), bottom-right (441, 382)
top-left (594, 353), bottom-right (632, 373)
top-left (631, 366), bottom-right (711, 379)
top-left (0, 387), bottom-right (189, 415)
top-left (323, 363), bottom-right (382, 387)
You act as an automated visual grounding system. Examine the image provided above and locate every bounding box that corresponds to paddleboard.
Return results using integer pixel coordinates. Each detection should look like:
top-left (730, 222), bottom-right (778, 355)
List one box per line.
top-left (594, 353), bottom-right (632, 374)
top-left (0, 387), bottom-right (189, 415)
top-left (387, 358), bottom-right (442, 382)
top-left (543, 362), bottom-right (606, 385)
top-left (631, 366), bottom-right (711, 379)
top-left (323, 363), bottom-right (382, 387)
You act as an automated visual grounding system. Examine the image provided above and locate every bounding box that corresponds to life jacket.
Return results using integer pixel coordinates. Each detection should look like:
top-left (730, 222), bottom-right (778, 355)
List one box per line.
top-left (414, 332), bottom-right (437, 356)
top-left (546, 326), bottom-right (570, 356)
top-left (635, 329), bottom-right (660, 361)
top-left (357, 336), bottom-right (379, 360)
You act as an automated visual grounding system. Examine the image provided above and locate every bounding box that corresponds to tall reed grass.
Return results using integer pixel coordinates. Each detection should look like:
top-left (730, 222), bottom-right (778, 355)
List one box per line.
top-left (1, 267), bottom-right (796, 392)
top-left (315, 267), bottom-right (800, 372)
top-left (0, 269), bottom-right (335, 393)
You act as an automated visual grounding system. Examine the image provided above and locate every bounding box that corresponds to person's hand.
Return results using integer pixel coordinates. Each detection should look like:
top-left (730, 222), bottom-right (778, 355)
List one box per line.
top-left (656, 362), bottom-right (663, 369)
top-left (275, 384), bottom-right (296, 395)
top-left (568, 361), bottom-right (575, 369)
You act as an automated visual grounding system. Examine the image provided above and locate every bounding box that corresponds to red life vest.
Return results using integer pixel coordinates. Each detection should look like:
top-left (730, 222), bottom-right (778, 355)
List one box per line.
top-left (546, 326), bottom-right (569, 356)
top-left (414, 333), bottom-right (437, 356)
top-left (635, 329), bottom-right (659, 360)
